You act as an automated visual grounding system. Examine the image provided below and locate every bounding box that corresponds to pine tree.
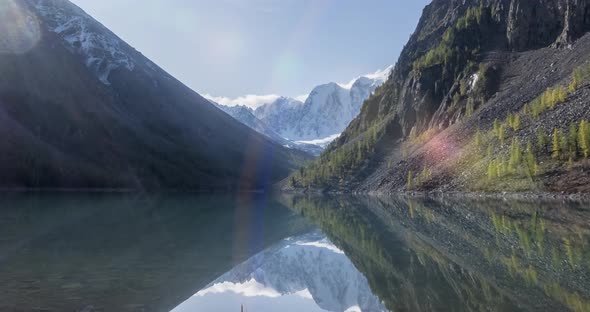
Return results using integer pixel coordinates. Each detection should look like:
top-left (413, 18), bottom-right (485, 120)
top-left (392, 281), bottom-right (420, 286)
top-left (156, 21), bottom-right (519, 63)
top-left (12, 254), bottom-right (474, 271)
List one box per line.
top-left (526, 141), bottom-right (538, 177)
top-left (474, 128), bottom-right (482, 150)
top-left (569, 123), bottom-right (578, 157)
top-left (496, 158), bottom-right (505, 177)
top-left (420, 167), bottom-right (431, 184)
top-left (356, 142), bottom-right (363, 164)
top-left (466, 98), bottom-right (475, 117)
top-left (552, 129), bottom-right (560, 159)
top-left (493, 119), bottom-right (500, 137)
top-left (487, 144), bottom-right (493, 159)
top-left (498, 125), bottom-right (506, 145)
top-left (560, 130), bottom-right (569, 160)
top-left (579, 120), bottom-right (590, 158)
top-left (537, 128), bottom-right (548, 153)
top-left (570, 67), bottom-right (584, 93)
top-left (509, 138), bottom-right (521, 174)
top-left (567, 156), bottom-right (574, 171)
top-left (506, 113), bottom-right (514, 129)
top-left (488, 160), bottom-right (496, 180)
top-left (512, 114), bottom-right (521, 131)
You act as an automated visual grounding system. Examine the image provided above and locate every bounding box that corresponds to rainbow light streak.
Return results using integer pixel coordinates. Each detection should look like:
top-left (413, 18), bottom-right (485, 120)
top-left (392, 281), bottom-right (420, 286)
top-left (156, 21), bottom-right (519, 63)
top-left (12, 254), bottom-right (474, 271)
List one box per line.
top-left (232, 134), bottom-right (276, 263)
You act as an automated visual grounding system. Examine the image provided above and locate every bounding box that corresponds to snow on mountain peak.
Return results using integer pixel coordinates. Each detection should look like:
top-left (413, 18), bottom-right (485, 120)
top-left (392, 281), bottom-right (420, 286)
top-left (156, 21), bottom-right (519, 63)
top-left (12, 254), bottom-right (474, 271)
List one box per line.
top-left (29, 0), bottom-right (135, 84)
top-left (210, 66), bottom-right (391, 151)
top-left (203, 93), bottom-right (287, 109)
top-left (338, 65), bottom-right (392, 89)
top-left (364, 65), bottom-right (393, 82)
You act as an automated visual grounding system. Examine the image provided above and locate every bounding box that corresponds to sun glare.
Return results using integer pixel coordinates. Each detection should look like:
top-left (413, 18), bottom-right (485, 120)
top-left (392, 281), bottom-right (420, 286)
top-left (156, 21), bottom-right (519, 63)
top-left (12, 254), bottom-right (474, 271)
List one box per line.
top-left (0, 0), bottom-right (41, 54)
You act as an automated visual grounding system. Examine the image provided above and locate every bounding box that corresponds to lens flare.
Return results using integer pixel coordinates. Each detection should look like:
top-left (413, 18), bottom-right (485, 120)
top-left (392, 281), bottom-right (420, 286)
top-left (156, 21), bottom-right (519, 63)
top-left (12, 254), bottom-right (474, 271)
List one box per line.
top-left (0, 0), bottom-right (41, 54)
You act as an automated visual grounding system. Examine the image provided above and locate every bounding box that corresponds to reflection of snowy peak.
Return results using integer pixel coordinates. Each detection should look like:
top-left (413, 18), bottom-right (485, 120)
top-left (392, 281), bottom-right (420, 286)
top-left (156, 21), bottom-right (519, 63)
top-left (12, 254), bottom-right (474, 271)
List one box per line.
top-left (176, 232), bottom-right (387, 312)
top-left (30, 0), bottom-right (143, 84)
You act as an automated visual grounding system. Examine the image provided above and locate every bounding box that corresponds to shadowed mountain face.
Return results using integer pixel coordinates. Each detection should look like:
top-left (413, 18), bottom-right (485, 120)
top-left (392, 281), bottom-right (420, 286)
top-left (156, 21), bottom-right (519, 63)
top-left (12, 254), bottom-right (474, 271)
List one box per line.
top-left (282, 195), bottom-right (590, 312)
top-left (0, 0), bottom-right (309, 190)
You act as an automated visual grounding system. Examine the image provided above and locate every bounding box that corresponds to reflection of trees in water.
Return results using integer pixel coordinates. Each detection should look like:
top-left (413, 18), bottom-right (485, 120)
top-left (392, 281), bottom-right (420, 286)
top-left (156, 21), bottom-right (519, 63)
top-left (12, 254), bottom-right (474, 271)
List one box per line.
top-left (281, 195), bottom-right (590, 312)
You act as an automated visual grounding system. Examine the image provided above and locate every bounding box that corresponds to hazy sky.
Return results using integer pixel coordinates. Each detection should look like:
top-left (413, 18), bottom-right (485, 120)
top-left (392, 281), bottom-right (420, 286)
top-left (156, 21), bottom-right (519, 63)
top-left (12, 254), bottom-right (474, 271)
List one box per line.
top-left (70, 0), bottom-right (429, 100)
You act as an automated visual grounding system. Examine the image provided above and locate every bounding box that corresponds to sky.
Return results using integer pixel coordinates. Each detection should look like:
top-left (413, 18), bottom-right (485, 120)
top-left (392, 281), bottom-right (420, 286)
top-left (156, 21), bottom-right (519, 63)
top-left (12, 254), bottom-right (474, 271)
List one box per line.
top-left (70, 0), bottom-right (430, 105)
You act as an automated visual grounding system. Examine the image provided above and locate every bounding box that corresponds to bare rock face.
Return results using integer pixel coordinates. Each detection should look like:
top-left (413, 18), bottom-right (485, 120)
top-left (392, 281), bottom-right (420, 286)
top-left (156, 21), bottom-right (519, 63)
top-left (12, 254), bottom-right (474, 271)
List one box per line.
top-left (554, 0), bottom-right (590, 47)
top-left (506, 0), bottom-right (590, 50)
top-left (336, 0), bottom-right (590, 145)
top-left (309, 0), bottom-right (590, 193)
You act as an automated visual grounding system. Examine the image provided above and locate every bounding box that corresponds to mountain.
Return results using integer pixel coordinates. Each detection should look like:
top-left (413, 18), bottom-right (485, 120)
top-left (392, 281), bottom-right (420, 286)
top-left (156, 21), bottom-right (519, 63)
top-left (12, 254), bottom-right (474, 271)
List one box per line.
top-left (254, 68), bottom-right (391, 143)
top-left (211, 69), bottom-right (389, 153)
top-left (290, 0), bottom-right (590, 193)
top-left (172, 231), bottom-right (387, 312)
top-left (0, 0), bottom-right (309, 190)
top-left (213, 103), bottom-right (323, 156)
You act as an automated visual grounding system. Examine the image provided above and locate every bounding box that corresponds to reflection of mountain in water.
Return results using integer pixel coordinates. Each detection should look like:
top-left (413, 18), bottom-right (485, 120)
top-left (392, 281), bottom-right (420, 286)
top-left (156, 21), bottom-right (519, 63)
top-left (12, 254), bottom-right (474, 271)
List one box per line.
top-left (0, 194), bottom-right (312, 312)
top-left (174, 231), bottom-right (387, 312)
top-left (282, 195), bottom-right (590, 312)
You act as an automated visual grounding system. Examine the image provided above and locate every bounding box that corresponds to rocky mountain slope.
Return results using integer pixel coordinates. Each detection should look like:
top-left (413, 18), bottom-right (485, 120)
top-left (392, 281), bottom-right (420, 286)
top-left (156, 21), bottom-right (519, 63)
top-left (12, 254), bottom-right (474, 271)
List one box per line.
top-left (290, 0), bottom-right (590, 194)
top-left (0, 0), bottom-right (309, 190)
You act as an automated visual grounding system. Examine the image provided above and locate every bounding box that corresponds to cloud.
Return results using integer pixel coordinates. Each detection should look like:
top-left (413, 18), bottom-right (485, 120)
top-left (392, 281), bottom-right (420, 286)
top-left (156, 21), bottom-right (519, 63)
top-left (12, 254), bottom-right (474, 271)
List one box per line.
top-left (203, 94), bottom-right (282, 109)
top-left (195, 279), bottom-right (281, 298)
top-left (203, 65), bottom-right (392, 109)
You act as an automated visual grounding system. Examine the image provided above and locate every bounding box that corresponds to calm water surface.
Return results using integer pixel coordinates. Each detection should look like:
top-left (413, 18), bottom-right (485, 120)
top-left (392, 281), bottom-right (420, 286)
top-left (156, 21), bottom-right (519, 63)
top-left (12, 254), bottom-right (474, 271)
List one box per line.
top-left (0, 193), bottom-right (589, 312)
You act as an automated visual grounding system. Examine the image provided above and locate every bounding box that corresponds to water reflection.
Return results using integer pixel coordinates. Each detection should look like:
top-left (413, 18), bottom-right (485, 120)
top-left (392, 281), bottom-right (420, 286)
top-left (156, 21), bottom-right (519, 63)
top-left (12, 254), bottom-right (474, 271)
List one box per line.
top-left (173, 231), bottom-right (386, 312)
top-left (1, 193), bottom-right (589, 311)
top-left (0, 193), bottom-right (311, 311)
top-left (279, 195), bottom-right (590, 312)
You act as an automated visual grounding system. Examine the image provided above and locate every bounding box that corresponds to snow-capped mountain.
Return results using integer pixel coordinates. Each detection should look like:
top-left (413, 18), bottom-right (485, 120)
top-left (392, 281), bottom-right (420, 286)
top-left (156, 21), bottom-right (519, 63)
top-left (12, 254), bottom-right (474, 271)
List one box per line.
top-left (0, 0), bottom-right (308, 190)
top-left (172, 231), bottom-right (387, 312)
top-left (31, 0), bottom-right (139, 85)
top-left (213, 67), bottom-right (391, 152)
top-left (212, 103), bottom-right (323, 156)
top-left (257, 68), bottom-right (391, 143)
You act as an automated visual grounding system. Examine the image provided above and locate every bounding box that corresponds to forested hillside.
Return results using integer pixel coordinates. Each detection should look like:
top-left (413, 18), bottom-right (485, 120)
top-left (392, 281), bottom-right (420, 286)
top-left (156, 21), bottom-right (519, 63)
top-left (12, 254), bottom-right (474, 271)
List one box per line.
top-left (288, 0), bottom-right (590, 194)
